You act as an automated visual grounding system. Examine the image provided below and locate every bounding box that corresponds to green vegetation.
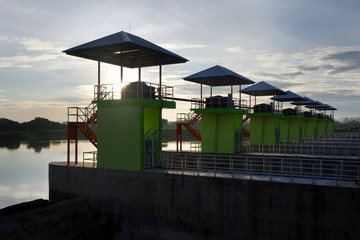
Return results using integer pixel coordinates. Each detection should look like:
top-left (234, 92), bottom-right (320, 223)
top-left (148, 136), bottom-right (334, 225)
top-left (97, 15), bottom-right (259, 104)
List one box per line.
top-left (334, 118), bottom-right (360, 130)
top-left (0, 117), bottom-right (67, 148)
top-left (0, 117), bottom-right (66, 132)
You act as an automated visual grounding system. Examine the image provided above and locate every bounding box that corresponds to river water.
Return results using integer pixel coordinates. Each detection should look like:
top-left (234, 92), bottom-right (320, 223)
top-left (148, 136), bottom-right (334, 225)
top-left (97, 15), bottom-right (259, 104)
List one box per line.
top-left (0, 140), bottom-right (195, 209)
top-left (0, 140), bottom-right (95, 208)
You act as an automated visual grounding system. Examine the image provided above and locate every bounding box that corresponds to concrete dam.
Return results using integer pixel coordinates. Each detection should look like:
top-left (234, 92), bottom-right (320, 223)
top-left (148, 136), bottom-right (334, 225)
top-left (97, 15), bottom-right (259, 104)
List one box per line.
top-left (44, 31), bottom-right (360, 239)
top-left (48, 162), bottom-right (360, 240)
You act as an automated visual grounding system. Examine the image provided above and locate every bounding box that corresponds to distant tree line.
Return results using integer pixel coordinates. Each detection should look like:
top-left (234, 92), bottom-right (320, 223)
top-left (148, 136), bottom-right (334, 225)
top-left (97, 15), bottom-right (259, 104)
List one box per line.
top-left (334, 118), bottom-right (360, 130)
top-left (0, 117), bottom-right (66, 132)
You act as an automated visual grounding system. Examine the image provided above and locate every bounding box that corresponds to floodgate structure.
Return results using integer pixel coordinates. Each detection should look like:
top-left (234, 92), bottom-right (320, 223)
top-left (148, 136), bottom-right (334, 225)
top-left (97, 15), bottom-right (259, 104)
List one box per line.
top-left (48, 31), bottom-right (360, 240)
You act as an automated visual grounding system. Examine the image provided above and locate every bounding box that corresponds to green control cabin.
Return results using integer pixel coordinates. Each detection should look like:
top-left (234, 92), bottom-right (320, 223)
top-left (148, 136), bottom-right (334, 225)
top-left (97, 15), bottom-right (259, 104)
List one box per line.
top-left (273, 91), bottom-right (306, 142)
top-left (65, 31), bottom-right (188, 171)
top-left (242, 81), bottom-right (286, 145)
top-left (182, 65), bottom-right (254, 154)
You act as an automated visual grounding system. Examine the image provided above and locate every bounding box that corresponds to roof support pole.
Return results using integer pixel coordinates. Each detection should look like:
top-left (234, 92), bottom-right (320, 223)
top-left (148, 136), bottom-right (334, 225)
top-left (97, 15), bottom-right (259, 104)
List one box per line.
top-left (120, 65), bottom-right (123, 84)
top-left (200, 82), bottom-right (203, 109)
top-left (138, 54), bottom-right (142, 99)
top-left (249, 95), bottom-right (251, 112)
top-left (210, 86), bottom-right (213, 108)
top-left (159, 63), bottom-right (162, 99)
top-left (98, 60), bottom-right (101, 101)
top-left (255, 96), bottom-right (256, 106)
top-left (239, 85), bottom-right (241, 109)
top-left (120, 54), bottom-right (123, 85)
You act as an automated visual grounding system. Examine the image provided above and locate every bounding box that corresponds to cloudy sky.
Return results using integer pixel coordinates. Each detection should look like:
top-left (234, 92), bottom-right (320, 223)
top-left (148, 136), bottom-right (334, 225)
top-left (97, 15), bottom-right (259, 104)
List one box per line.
top-left (0, 0), bottom-right (359, 122)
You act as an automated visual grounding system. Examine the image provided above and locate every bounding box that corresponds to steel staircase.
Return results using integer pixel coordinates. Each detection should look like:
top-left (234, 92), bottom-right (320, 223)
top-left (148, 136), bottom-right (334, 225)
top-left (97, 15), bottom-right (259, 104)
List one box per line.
top-left (176, 111), bottom-right (202, 151)
top-left (67, 84), bottom-right (115, 165)
top-left (68, 101), bottom-right (98, 148)
top-left (242, 116), bottom-right (250, 137)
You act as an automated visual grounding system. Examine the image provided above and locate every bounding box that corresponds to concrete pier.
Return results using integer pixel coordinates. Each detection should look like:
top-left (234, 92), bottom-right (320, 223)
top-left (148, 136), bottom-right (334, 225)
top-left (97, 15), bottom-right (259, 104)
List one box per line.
top-left (49, 162), bottom-right (360, 240)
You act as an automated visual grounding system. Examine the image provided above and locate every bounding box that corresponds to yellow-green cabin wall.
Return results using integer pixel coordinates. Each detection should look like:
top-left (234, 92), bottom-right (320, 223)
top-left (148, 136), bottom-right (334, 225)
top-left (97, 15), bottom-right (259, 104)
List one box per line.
top-left (194, 108), bottom-right (245, 154)
top-left (96, 99), bottom-right (174, 171)
top-left (280, 116), bottom-right (303, 141)
top-left (97, 102), bottom-right (144, 171)
top-left (248, 113), bottom-right (281, 145)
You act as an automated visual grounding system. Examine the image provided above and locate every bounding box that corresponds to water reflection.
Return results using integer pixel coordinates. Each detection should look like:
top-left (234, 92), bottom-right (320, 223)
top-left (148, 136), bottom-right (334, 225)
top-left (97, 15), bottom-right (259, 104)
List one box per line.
top-left (0, 133), bottom-right (56, 152)
top-left (0, 140), bottom-right (96, 209)
top-left (25, 141), bottom-right (50, 153)
top-left (0, 139), bottom-right (194, 209)
top-left (0, 133), bottom-right (22, 150)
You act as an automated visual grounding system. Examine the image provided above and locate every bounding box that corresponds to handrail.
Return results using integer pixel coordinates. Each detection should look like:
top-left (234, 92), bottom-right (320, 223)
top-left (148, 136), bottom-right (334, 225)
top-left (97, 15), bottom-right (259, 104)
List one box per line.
top-left (83, 151), bottom-right (97, 168)
top-left (158, 152), bottom-right (360, 185)
top-left (93, 82), bottom-right (174, 101)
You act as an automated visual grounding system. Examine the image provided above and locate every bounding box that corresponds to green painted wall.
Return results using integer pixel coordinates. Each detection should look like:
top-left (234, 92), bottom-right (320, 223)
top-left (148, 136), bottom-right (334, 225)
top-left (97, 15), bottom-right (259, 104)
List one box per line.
top-left (317, 119), bottom-right (327, 136)
top-left (280, 118), bottom-right (290, 140)
top-left (144, 107), bottom-right (160, 135)
top-left (97, 104), bottom-right (143, 171)
top-left (194, 108), bottom-right (245, 154)
top-left (280, 116), bottom-right (303, 141)
top-left (96, 99), bottom-right (174, 171)
top-left (303, 118), bottom-right (317, 138)
top-left (201, 113), bottom-right (238, 154)
top-left (302, 119), bottom-right (307, 138)
top-left (248, 113), bottom-right (281, 145)
top-left (144, 107), bottom-right (161, 166)
top-left (327, 119), bottom-right (334, 135)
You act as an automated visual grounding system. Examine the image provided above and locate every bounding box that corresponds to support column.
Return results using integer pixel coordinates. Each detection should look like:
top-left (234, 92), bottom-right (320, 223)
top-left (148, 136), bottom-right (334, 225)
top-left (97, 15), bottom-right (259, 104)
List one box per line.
top-left (159, 64), bottom-right (162, 99)
top-left (239, 85), bottom-right (241, 109)
top-left (98, 60), bottom-right (101, 100)
top-left (200, 82), bottom-right (203, 108)
top-left (138, 54), bottom-right (142, 98)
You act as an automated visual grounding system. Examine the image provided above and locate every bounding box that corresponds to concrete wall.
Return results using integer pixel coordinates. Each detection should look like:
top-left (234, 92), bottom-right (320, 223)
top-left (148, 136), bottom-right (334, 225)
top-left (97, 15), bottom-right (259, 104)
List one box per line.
top-left (49, 163), bottom-right (360, 240)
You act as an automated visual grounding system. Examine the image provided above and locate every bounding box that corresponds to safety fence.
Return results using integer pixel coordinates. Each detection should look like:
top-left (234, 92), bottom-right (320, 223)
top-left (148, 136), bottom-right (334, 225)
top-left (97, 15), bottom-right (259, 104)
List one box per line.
top-left (242, 143), bottom-right (360, 157)
top-left (151, 151), bottom-right (360, 185)
top-left (82, 151), bottom-right (97, 168)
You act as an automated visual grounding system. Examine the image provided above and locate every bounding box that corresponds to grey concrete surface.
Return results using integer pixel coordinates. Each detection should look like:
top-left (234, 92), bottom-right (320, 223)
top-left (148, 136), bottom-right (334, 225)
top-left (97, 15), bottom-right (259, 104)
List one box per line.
top-left (49, 162), bottom-right (360, 240)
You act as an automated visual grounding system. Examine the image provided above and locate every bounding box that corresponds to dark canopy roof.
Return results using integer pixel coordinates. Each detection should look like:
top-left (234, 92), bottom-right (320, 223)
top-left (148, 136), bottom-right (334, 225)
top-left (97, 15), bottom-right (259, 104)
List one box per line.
top-left (183, 65), bottom-right (255, 86)
top-left (63, 31), bottom-right (188, 68)
top-left (310, 104), bottom-right (337, 110)
top-left (271, 90), bottom-right (305, 102)
top-left (291, 96), bottom-right (319, 106)
top-left (305, 101), bottom-right (323, 108)
top-left (241, 81), bottom-right (286, 96)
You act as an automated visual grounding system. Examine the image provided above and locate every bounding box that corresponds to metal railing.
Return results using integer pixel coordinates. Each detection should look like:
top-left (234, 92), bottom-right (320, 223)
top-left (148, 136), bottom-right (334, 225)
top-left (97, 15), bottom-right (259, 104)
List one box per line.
top-left (144, 129), bottom-right (161, 170)
top-left (157, 152), bottom-right (360, 185)
top-left (189, 97), bottom-right (248, 110)
top-left (191, 98), bottom-right (203, 109)
top-left (243, 134), bottom-right (360, 157)
top-left (94, 82), bottom-right (174, 101)
top-left (242, 143), bottom-right (360, 158)
top-left (94, 84), bottom-right (121, 100)
top-left (68, 102), bottom-right (97, 134)
top-left (83, 151), bottom-right (97, 168)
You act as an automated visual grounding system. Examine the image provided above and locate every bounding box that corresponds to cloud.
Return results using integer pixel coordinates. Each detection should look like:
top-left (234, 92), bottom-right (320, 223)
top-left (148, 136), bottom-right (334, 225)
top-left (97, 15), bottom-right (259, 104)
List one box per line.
top-left (0, 54), bottom-right (61, 69)
top-left (225, 46), bottom-right (244, 53)
top-left (295, 65), bottom-right (320, 72)
top-left (50, 96), bottom-right (87, 102)
top-left (0, 36), bottom-right (68, 69)
top-left (160, 43), bottom-right (207, 50)
top-left (18, 37), bottom-right (67, 52)
top-left (252, 71), bottom-right (305, 79)
top-left (322, 50), bottom-right (360, 74)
